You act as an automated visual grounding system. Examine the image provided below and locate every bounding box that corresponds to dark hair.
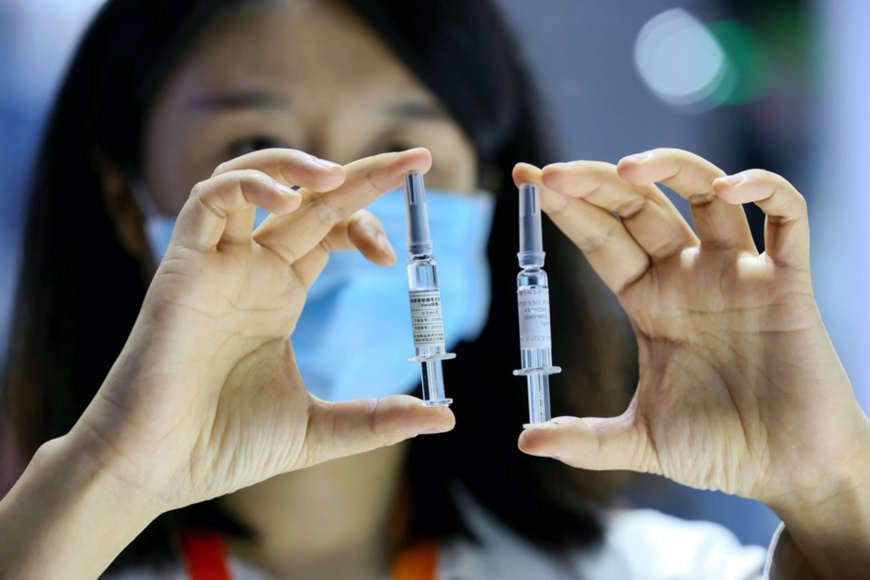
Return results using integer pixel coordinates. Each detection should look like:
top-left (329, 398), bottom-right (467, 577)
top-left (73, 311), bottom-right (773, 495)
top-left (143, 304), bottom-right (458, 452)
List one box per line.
top-left (3, 0), bottom-right (636, 568)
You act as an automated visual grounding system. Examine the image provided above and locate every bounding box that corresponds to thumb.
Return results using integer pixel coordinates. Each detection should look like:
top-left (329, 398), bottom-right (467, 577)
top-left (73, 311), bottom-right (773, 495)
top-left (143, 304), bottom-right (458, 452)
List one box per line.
top-left (518, 413), bottom-right (656, 474)
top-left (300, 395), bottom-right (455, 467)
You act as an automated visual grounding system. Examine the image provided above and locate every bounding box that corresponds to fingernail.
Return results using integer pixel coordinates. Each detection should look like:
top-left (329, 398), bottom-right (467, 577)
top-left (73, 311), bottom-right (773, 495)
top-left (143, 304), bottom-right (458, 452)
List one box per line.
top-left (622, 151), bottom-right (652, 163)
top-left (376, 232), bottom-right (396, 260)
top-left (524, 449), bottom-right (556, 458)
top-left (719, 174), bottom-right (746, 186)
top-left (311, 156), bottom-right (341, 169)
top-left (522, 420), bottom-right (559, 430)
top-left (418, 427), bottom-right (448, 435)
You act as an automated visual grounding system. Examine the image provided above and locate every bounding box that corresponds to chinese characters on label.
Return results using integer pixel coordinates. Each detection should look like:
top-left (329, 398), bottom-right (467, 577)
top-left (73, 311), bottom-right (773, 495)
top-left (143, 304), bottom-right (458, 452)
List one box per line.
top-left (518, 286), bottom-right (551, 349)
top-left (409, 290), bottom-right (445, 346)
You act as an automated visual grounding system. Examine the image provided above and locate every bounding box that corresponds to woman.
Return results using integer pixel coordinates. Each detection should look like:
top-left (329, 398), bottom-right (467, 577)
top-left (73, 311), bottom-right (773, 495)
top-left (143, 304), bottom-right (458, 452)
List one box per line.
top-left (1, 0), bottom-right (868, 578)
top-left (0, 0), bottom-right (638, 575)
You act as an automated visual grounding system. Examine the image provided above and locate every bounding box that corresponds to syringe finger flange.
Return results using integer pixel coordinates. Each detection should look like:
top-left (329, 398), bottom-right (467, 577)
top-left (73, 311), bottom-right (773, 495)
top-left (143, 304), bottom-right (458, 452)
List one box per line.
top-left (512, 365), bottom-right (562, 377)
top-left (422, 398), bottom-right (453, 407)
top-left (407, 352), bottom-right (457, 363)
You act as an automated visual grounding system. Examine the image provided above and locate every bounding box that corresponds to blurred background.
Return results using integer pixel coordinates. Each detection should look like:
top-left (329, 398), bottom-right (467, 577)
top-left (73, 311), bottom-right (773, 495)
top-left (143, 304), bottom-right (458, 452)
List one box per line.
top-left (1, 0), bottom-right (867, 551)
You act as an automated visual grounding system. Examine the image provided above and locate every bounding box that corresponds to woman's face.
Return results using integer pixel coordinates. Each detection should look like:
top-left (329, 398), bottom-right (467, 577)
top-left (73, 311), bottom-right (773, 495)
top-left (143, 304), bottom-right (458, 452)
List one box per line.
top-left (142, 0), bottom-right (479, 216)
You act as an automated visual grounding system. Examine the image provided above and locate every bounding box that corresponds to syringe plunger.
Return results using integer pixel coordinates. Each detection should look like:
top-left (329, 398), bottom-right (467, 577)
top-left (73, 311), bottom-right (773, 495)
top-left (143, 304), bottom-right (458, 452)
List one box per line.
top-left (404, 171), bottom-right (433, 255)
top-left (518, 183), bottom-right (545, 267)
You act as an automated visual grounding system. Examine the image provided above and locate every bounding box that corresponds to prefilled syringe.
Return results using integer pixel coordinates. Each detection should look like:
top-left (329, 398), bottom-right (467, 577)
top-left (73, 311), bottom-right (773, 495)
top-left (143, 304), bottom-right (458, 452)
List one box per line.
top-left (513, 183), bottom-right (561, 424)
top-left (403, 171), bottom-right (456, 406)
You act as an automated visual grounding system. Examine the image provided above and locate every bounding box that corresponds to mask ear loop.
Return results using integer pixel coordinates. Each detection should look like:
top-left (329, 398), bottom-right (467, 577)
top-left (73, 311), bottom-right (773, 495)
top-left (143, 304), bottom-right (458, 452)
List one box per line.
top-left (125, 177), bottom-right (179, 266)
top-left (128, 177), bottom-right (164, 221)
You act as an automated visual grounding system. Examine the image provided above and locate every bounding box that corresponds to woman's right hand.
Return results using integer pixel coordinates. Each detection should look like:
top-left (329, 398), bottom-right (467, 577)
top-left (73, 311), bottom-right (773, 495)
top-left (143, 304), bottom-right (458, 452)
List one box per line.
top-left (0, 147), bottom-right (454, 578)
top-left (71, 147), bottom-right (454, 512)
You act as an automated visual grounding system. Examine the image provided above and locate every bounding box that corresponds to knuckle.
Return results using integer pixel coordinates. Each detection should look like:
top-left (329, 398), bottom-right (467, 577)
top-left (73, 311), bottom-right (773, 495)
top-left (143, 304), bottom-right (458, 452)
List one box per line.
top-left (367, 398), bottom-right (381, 438)
top-left (308, 190), bottom-right (343, 225)
top-left (687, 191), bottom-right (717, 206)
top-left (367, 398), bottom-right (393, 448)
top-left (285, 271), bottom-right (301, 296)
top-left (352, 208), bottom-right (375, 223)
top-left (578, 223), bottom-right (617, 255)
top-left (363, 161), bottom-right (394, 198)
top-left (540, 191), bottom-right (569, 214)
top-left (792, 188), bottom-right (808, 210)
top-left (280, 243), bottom-right (299, 265)
top-left (307, 401), bottom-right (334, 464)
top-left (212, 161), bottom-right (228, 176)
top-left (190, 179), bottom-right (211, 199)
top-left (648, 236), bottom-right (684, 259)
top-left (616, 196), bottom-right (647, 219)
top-left (651, 146), bottom-right (676, 157)
top-left (348, 210), bottom-right (377, 236)
top-left (278, 150), bottom-right (316, 176)
top-left (580, 173), bottom-right (605, 199)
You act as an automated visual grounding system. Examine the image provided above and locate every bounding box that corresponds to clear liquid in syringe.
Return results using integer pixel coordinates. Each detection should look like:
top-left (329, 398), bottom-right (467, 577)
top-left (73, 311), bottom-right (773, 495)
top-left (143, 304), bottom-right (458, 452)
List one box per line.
top-left (514, 182), bottom-right (560, 423)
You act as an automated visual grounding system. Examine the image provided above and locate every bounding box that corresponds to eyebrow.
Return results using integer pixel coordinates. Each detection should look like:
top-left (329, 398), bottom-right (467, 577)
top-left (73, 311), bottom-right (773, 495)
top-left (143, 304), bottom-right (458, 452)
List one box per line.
top-left (385, 101), bottom-right (449, 120)
top-left (189, 93), bottom-right (446, 119)
top-left (190, 91), bottom-right (291, 111)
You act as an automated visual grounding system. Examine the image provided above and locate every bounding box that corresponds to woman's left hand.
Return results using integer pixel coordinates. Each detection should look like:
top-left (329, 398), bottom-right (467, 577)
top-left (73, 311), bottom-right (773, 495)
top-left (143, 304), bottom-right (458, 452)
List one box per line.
top-left (514, 148), bottom-right (870, 576)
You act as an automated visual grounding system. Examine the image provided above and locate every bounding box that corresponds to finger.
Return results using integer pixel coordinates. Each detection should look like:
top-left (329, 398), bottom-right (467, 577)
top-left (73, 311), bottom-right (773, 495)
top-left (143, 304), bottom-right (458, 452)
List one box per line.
top-left (255, 148), bottom-right (431, 265)
top-left (515, 163), bottom-right (652, 293)
top-left (301, 395), bottom-right (455, 466)
top-left (513, 163), bottom-right (651, 294)
top-left (336, 209), bottom-right (397, 266)
top-left (617, 148), bottom-right (755, 252)
top-left (212, 147), bottom-right (346, 193)
top-left (211, 150), bottom-right (345, 241)
top-left (512, 162), bottom-right (543, 189)
top-left (541, 161), bottom-right (697, 261)
top-left (199, 149), bottom-right (344, 243)
top-left (291, 210), bottom-right (397, 289)
top-left (713, 169), bottom-right (810, 270)
top-left (174, 170), bottom-right (303, 251)
top-left (518, 414), bottom-right (658, 474)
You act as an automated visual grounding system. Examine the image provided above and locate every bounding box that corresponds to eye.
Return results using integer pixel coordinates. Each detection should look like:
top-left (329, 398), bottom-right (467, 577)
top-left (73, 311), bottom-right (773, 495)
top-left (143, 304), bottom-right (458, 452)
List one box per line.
top-left (225, 135), bottom-right (288, 159)
top-left (370, 139), bottom-right (417, 156)
top-left (381, 141), bottom-right (412, 153)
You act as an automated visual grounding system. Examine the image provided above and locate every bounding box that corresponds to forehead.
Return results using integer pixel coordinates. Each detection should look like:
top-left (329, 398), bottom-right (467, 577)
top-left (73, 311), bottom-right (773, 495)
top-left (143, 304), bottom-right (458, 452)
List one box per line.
top-left (167, 0), bottom-right (426, 104)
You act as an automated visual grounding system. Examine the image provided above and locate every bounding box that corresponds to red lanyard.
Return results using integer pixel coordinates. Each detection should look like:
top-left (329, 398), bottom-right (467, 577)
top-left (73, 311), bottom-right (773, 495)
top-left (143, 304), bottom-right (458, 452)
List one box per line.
top-left (180, 529), bottom-right (230, 580)
top-left (392, 540), bottom-right (439, 580)
top-left (180, 529), bottom-right (437, 580)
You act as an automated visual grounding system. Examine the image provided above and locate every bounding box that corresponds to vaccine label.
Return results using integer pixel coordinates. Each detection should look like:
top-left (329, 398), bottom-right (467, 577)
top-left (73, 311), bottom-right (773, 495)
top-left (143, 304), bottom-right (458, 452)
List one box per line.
top-left (409, 291), bottom-right (445, 346)
top-left (518, 287), bottom-right (552, 349)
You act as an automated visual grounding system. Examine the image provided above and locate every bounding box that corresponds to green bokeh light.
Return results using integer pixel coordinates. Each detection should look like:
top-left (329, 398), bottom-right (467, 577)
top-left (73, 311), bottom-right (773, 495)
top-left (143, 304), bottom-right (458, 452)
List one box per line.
top-left (707, 20), bottom-right (772, 106)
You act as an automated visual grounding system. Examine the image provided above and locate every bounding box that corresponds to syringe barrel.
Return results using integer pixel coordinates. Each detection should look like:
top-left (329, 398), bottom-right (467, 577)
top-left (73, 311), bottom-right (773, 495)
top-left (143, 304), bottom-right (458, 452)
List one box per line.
top-left (403, 171), bottom-right (454, 406)
top-left (518, 275), bottom-right (556, 424)
top-left (407, 259), bottom-right (453, 406)
top-left (526, 374), bottom-right (552, 424)
top-left (404, 171), bottom-right (433, 255)
top-left (518, 183), bottom-right (545, 268)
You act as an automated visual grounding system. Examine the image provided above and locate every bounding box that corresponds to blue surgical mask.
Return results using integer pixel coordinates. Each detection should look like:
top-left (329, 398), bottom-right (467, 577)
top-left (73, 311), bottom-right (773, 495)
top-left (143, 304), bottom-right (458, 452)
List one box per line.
top-left (138, 186), bottom-right (494, 402)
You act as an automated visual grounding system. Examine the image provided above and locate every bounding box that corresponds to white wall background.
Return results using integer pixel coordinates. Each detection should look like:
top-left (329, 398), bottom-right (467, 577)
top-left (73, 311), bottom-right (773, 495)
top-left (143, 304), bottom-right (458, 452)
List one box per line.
top-left (814, 0), bottom-right (870, 413)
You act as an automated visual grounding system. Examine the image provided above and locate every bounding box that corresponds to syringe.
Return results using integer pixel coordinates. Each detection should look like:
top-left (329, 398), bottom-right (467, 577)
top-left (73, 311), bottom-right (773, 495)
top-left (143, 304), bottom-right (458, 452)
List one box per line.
top-left (403, 171), bottom-right (456, 406)
top-left (513, 183), bottom-right (561, 424)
